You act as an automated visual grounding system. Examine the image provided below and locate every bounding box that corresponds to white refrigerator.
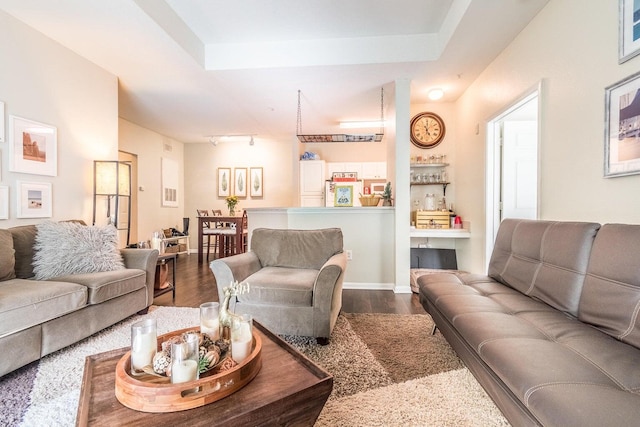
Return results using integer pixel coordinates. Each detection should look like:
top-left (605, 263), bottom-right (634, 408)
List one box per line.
top-left (325, 181), bottom-right (363, 207)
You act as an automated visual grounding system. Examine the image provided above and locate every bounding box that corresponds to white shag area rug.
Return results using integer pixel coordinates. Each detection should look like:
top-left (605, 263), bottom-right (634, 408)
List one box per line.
top-left (5, 307), bottom-right (509, 426)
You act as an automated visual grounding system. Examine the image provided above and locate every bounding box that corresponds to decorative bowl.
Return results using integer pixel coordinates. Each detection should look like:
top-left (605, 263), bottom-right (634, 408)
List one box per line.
top-left (359, 196), bottom-right (381, 207)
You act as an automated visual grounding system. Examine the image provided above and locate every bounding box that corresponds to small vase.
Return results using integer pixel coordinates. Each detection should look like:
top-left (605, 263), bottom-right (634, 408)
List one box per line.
top-left (229, 207), bottom-right (235, 216)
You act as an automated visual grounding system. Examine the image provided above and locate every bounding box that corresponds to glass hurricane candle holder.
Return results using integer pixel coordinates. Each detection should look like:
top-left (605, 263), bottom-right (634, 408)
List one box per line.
top-left (170, 333), bottom-right (199, 384)
top-left (200, 302), bottom-right (220, 340)
top-left (231, 314), bottom-right (253, 364)
top-left (130, 318), bottom-right (157, 376)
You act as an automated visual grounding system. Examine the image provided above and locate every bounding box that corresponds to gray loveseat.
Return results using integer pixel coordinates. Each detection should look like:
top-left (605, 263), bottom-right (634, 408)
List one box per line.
top-left (210, 227), bottom-right (346, 343)
top-left (419, 218), bottom-right (640, 426)
top-left (0, 223), bottom-right (158, 377)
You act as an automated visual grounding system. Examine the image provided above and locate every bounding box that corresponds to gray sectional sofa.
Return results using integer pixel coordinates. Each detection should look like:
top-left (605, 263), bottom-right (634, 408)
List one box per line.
top-left (0, 223), bottom-right (158, 377)
top-left (419, 218), bottom-right (640, 426)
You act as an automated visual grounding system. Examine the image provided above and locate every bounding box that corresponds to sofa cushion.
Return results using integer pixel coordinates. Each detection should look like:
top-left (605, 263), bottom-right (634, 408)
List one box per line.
top-left (250, 228), bottom-right (343, 270)
top-left (238, 266), bottom-right (317, 306)
top-left (0, 279), bottom-right (87, 337)
top-left (33, 221), bottom-right (125, 280)
top-left (488, 219), bottom-right (600, 316)
top-left (579, 224), bottom-right (640, 348)
top-left (0, 229), bottom-right (16, 281)
top-left (52, 268), bottom-right (147, 305)
top-left (10, 224), bottom-right (38, 279)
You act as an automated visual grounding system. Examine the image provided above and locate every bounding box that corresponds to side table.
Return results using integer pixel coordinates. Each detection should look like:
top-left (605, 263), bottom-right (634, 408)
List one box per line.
top-left (154, 253), bottom-right (177, 301)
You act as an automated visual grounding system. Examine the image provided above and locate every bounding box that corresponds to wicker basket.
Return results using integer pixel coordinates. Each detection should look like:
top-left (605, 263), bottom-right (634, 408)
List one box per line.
top-left (359, 196), bottom-right (381, 207)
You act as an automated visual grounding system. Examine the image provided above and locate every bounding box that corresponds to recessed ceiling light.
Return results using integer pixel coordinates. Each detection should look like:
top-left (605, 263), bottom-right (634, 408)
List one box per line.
top-left (428, 88), bottom-right (444, 101)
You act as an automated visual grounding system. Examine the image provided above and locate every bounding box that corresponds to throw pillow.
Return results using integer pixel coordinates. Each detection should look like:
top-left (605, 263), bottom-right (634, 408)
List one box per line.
top-left (33, 221), bottom-right (125, 280)
top-left (0, 229), bottom-right (16, 281)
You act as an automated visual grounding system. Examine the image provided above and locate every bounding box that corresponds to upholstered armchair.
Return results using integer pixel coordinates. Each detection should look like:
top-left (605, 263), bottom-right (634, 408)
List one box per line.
top-left (209, 228), bottom-right (347, 344)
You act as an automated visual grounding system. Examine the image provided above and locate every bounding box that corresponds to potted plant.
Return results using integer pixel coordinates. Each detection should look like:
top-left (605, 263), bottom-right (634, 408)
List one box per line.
top-left (225, 195), bottom-right (239, 216)
top-left (382, 182), bottom-right (393, 206)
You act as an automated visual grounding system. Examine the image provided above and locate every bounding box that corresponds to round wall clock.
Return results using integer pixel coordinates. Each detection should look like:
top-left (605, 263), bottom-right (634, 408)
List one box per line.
top-left (410, 112), bottom-right (446, 149)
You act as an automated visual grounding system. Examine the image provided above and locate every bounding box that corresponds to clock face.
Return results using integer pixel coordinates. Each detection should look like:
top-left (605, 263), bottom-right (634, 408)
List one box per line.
top-left (410, 112), bottom-right (446, 149)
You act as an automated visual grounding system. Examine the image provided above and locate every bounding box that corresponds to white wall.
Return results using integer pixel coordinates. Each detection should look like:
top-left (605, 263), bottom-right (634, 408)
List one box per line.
top-left (0, 10), bottom-right (118, 227)
top-left (453, 0), bottom-right (640, 273)
top-left (119, 119), bottom-right (185, 243)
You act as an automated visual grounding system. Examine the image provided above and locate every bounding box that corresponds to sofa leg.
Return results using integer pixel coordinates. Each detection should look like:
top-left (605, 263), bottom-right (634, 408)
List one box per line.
top-left (430, 324), bottom-right (438, 335)
top-left (316, 337), bottom-right (330, 346)
top-left (137, 307), bottom-right (150, 315)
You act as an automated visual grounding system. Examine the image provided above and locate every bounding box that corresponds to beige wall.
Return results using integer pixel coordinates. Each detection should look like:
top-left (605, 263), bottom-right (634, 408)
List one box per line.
top-left (118, 119), bottom-right (185, 243)
top-left (452, 0), bottom-right (640, 273)
top-left (0, 10), bottom-right (118, 227)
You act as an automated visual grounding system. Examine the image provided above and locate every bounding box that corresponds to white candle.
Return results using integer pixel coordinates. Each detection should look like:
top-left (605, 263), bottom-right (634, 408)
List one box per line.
top-left (171, 359), bottom-right (198, 383)
top-left (131, 332), bottom-right (156, 370)
top-left (201, 317), bottom-right (220, 340)
top-left (231, 322), bottom-right (253, 363)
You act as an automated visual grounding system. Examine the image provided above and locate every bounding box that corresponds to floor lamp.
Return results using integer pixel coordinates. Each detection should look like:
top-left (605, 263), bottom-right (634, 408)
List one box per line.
top-left (93, 160), bottom-right (131, 246)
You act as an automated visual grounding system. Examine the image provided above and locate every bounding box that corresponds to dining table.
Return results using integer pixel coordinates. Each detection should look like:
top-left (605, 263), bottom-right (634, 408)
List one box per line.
top-left (197, 215), bottom-right (245, 264)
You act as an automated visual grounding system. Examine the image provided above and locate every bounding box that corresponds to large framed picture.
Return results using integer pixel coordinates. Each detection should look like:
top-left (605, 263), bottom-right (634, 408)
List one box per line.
top-left (0, 186), bottom-right (8, 219)
top-left (218, 167), bottom-right (231, 197)
top-left (234, 168), bottom-right (247, 197)
top-left (605, 71), bottom-right (640, 177)
top-left (334, 185), bottom-right (353, 207)
top-left (619, 0), bottom-right (640, 63)
top-left (250, 167), bottom-right (263, 197)
top-left (9, 115), bottom-right (57, 176)
top-left (16, 181), bottom-right (52, 218)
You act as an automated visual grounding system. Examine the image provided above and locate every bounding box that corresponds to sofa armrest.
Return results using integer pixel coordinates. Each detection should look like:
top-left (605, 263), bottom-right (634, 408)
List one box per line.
top-left (120, 248), bottom-right (159, 306)
top-left (313, 251), bottom-right (347, 316)
top-left (210, 252), bottom-right (262, 300)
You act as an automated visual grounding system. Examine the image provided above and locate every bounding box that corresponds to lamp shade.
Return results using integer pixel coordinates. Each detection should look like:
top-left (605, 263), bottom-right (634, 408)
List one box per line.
top-left (94, 161), bottom-right (130, 196)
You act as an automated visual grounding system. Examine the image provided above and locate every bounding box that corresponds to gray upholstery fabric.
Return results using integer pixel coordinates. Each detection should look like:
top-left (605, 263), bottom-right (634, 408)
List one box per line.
top-left (251, 227), bottom-right (343, 270)
top-left (488, 218), bottom-right (599, 316)
top-left (579, 224), bottom-right (640, 347)
top-left (210, 228), bottom-right (346, 340)
top-left (0, 229), bottom-right (16, 281)
top-left (10, 224), bottom-right (38, 279)
top-left (52, 268), bottom-right (146, 305)
top-left (419, 219), bottom-right (640, 426)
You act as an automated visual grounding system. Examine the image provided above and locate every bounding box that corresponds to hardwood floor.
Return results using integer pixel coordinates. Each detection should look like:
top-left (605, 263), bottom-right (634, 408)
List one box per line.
top-left (153, 253), bottom-right (427, 315)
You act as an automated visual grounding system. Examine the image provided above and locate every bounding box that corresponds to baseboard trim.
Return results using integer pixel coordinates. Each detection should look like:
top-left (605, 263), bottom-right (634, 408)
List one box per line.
top-left (342, 282), bottom-right (395, 291)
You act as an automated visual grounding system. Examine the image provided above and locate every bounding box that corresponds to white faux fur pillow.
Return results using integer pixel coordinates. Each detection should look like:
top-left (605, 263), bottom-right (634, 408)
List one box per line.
top-left (33, 221), bottom-right (125, 280)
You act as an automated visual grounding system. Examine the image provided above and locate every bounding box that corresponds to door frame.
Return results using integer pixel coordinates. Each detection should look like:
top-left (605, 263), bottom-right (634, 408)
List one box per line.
top-left (485, 81), bottom-right (542, 270)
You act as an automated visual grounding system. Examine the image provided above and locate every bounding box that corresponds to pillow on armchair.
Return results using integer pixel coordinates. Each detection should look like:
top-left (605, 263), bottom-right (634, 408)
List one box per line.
top-left (33, 221), bottom-right (125, 280)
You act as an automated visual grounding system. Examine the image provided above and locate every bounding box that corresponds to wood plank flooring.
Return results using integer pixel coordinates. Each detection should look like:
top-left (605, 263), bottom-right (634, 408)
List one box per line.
top-left (153, 253), bottom-right (426, 315)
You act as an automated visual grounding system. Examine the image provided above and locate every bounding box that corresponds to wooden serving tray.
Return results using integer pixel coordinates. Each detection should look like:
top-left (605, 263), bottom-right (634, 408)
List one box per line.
top-left (114, 326), bottom-right (262, 413)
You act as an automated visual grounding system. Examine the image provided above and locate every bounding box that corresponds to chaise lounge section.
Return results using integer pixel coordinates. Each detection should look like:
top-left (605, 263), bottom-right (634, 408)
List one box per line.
top-left (419, 218), bottom-right (640, 426)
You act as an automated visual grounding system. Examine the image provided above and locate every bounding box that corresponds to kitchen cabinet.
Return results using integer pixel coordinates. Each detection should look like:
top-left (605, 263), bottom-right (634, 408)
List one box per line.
top-left (361, 161), bottom-right (387, 179)
top-left (299, 160), bottom-right (325, 206)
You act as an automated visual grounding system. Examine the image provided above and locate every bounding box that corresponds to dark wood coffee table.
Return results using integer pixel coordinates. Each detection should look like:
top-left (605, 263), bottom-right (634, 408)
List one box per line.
top-left (76, 322), bottom-right (332, 426)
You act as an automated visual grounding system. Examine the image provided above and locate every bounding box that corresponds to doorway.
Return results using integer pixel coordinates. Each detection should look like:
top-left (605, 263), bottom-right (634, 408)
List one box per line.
top-left (485, 85), bottom-right (540, 269)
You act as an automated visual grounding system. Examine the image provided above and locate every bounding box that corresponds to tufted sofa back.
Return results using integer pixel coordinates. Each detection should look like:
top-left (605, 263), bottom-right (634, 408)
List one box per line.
top-left (488, 218), bottom-right (600, 316)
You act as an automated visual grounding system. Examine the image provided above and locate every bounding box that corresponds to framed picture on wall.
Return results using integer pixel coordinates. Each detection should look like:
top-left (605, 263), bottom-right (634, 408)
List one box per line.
top-left (9, 115), bottom-right (57, 176)
top-left (218, 167), bottom-right (231, 197)
top-left (250, 167), bottom-right (263, 197)
top-left (0, 186), bottom-right (8, 219)
top-left (16, 181), bottom-right (52, 218)
top-left (234, 168), bottom-right (247, 197)
top-left (604, 71), bottom-right (640, 177)
top-left (619, 0), bottom-right (640, 63)
top-left (334, 185), bottom-right (353, 207)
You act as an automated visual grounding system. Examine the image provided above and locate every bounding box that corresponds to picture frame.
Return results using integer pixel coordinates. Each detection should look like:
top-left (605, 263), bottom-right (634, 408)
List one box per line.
top-left (234, 168), bottom-right (247, 197)
top-left (218, 167), bottom-right (231, 197)
top-left (161, 157), bottom-right (178, 207)
top-left (9, 115), bottom-right (57, 176)
top-left (16, 181), bottom-right (52, 218)
top-left (0, 101), bottom-right (5, 143)
top-left (250, 167), bottom-right (263, 197)
top-left (604, 71), bottom-right (640, 178)
top-left (0, 186), bottom-right (8, 219)
top-left (334, 185), bottom-right (353, 207)
top-left (619, 0), bottom-right (640, 63)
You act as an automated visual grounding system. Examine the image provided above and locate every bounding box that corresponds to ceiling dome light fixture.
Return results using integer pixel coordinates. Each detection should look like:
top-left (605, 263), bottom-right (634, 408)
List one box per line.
top-left (428, 88), bottom-right (444, 101)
